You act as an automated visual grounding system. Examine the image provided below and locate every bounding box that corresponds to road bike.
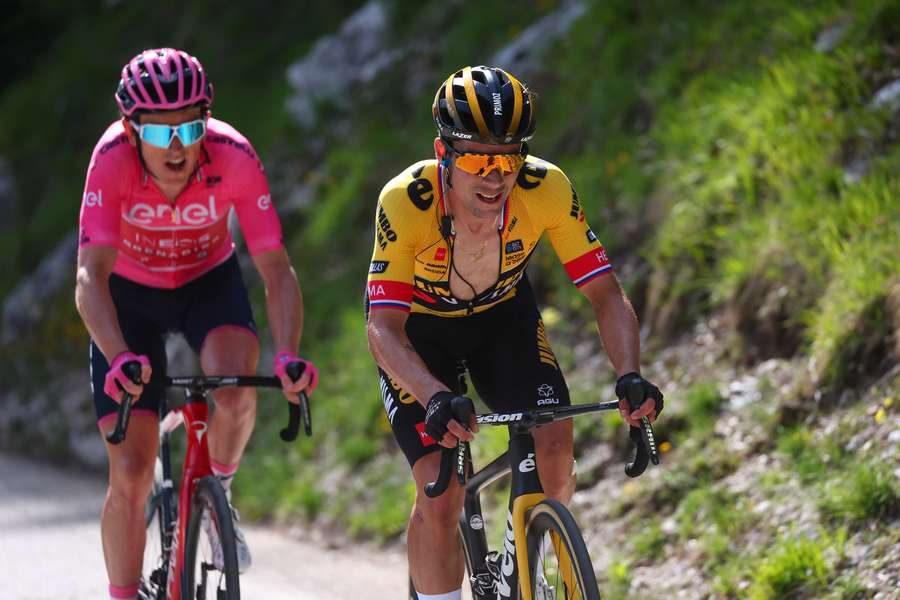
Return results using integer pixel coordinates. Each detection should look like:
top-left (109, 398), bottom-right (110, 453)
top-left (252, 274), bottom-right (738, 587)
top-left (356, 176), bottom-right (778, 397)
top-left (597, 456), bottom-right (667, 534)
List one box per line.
top-left (106, 362), bottom-right (310, 600)
top-left (414, 382), bottom-right (658, 600)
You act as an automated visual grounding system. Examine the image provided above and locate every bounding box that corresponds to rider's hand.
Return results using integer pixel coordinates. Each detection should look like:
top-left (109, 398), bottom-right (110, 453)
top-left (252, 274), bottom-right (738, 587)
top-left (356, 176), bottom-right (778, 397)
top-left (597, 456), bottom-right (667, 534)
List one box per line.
top-left (104, 351), bottom-right (152, 403)
top-left (424, 391), bottom-right (478, 448)
top-left (615, 372), bottom-right (664, 427)
top-left (273, 351), bottom-right (318, 404)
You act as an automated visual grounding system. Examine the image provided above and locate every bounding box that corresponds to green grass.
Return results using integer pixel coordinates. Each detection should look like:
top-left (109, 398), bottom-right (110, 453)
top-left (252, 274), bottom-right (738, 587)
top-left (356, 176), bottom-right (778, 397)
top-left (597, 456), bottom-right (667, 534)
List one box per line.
top-left (747, 536), bottom-right (829, 600)
top-left (819, 463), bottom-right (900, 525)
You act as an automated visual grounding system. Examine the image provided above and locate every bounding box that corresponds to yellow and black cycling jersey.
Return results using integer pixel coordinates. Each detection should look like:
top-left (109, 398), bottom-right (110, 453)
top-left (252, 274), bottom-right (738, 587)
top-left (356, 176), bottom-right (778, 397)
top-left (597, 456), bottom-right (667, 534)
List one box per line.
top-left (366, 156), bottom-right (612, 317)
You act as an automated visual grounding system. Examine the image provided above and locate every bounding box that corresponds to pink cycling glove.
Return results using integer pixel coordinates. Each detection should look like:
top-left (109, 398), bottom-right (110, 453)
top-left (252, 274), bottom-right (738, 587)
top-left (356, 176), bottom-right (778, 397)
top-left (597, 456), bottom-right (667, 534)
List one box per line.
top-left (273, 351), bottom-right (318, 393)
top-left (104, 351), bottom-right (151, 402)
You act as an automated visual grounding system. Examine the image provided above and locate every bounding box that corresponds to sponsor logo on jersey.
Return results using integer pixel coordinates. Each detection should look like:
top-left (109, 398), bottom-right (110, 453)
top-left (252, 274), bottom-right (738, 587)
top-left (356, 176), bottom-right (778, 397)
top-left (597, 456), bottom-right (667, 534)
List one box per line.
top-left (586, 228), bottom-right (598, 243)
top-left (415, 422), bottom-right (437, 447)
top-left (407, 177), bottom-right (434, 211)
top-left (257, 194), bottom-right (272, 210)
top-left (369, 260), bottom-right (389, 274)
top-left (516, 162), bottom-right (547, 190)
top-left (570, 186), bottom-right (583, 220)
top-left (128, 196), bottom-right (220, 226)
top-left (99, 135), bottom-right (127, 155)
top-left (79, 229), bottom-right (91, 245)
top-left (377, 205), bottom-right (397, 250)
top-left (506, 216), bottom-right (518, 233)
top-left (505, 239), bottom-right (524, 254)
top-left (83, 189), bottom-right (103, 208)
top-left (205, 175), bottom-right (222, 187)
top-left (434, 247), bottom-right (447, 261)
top-left (205, 134), bottom-right (256, 160)
top-left (469, 514), bottom-right (484, 530)
top-left (368, 283), bottom-right (387, 297)
top-left (492, 92), bottom-right (503, 115)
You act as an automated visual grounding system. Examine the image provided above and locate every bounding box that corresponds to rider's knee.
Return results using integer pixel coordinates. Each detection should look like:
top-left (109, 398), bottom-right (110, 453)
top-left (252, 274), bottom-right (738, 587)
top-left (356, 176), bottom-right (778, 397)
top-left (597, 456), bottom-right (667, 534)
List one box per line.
top-left (413, 492), bottom-right (463, 532)
top-left (537, 440), bottom-right (575, 499)
top-left (213, 388), bottom-right (256, 418)
top-left (109, 451), bottom-right (155, 503)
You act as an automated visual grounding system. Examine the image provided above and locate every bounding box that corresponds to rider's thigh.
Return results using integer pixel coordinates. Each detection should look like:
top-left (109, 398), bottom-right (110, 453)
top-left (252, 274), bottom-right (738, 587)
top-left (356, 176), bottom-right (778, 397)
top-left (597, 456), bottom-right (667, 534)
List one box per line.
top-left (411, 450), bottom-right (466, 529)
top-left (532, 419), bottom-right (574, 499)
top-left (100, 412), bottom-right (160, 500)
top-left (200, 326), bottom-right (260, 375)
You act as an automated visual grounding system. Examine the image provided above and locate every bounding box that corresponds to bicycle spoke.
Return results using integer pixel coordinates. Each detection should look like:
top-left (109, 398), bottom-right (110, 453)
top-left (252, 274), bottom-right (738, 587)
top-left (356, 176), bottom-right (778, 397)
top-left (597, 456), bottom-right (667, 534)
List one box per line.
top-left (533, 530), bottom-right (584, 600)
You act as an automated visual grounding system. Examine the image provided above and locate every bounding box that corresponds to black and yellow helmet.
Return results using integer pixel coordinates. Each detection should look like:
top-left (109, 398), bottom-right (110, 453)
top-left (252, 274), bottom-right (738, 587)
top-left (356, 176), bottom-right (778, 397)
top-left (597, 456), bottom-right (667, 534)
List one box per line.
top-left (432, 66), bottom-right (536, 145)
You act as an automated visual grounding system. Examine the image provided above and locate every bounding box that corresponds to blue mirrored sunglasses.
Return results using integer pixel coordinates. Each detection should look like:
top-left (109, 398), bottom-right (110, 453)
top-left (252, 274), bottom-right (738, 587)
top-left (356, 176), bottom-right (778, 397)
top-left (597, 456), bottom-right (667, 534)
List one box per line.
top-left (130, 118), bottom-right (207, 149)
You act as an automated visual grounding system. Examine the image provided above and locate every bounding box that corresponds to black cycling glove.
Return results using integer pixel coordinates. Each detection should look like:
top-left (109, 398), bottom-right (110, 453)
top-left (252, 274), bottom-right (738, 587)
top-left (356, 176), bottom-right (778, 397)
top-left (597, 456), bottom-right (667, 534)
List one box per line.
top-left (615, 372), bottom-right (664, 417)
top-left (424, 391), bottom-right (473, 441)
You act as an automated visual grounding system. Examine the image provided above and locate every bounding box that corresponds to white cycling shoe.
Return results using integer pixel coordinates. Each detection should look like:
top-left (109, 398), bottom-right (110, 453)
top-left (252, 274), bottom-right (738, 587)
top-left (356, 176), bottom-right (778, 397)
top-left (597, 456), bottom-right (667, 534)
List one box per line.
top-left (201, 501), bottom-right (252, 573)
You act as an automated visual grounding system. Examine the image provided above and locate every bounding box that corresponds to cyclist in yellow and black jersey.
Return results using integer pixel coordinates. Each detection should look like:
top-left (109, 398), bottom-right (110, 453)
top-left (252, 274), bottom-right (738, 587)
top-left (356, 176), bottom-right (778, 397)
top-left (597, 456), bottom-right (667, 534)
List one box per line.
top-left (366, 66), bottom-right (664, 600)
top-left (366, 154), bottom-right (611, 316)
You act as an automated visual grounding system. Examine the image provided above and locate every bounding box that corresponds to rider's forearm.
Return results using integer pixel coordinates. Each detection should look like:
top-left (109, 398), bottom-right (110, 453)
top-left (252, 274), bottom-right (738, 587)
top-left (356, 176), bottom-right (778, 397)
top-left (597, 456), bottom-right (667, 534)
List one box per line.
top-left (591, 285), bottom-right (641, 377)
top-left (367, 320), bottom-right (450, 406)
top-left (75, 267), bottom-right (128, 362)
top-left (264, 265), bottom-right (303, 353)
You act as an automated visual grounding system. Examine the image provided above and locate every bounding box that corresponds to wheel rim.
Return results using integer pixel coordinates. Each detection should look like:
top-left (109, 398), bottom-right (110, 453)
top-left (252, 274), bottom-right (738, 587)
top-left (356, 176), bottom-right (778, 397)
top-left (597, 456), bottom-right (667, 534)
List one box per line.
top-left (193, 497), bottom-right (231, 599)
top-left (532, 530), bottom-right (583, 600)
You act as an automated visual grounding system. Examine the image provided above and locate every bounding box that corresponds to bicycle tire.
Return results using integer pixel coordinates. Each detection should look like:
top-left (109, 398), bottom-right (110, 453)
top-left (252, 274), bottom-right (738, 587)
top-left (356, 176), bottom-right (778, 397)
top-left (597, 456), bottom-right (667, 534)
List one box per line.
top-left (140, 460), bottom-right (170, 600)
top-left (183, 476), bottom-right (241, 599)
top-left (524, 499), bottom-right (601, 600)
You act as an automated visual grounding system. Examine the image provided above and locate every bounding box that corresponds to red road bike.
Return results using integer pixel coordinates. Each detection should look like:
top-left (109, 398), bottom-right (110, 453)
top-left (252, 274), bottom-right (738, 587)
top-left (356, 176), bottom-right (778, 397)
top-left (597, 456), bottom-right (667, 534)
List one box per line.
top-left (106, 363), bottom-right (310, 600)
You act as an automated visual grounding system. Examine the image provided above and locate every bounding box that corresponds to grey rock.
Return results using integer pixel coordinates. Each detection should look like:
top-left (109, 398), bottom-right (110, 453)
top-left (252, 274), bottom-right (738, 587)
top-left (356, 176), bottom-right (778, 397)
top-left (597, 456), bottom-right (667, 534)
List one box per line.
top-left (491, 0), bottom-right (588, 76)
top-left (814, 20), bottom-right (852, 53)
top-left (872, 79), bottom-right (900, 111)
top-left (1, 229), bottom-right (78, 344)
top-left (286, 1), bottom-right (402, 128)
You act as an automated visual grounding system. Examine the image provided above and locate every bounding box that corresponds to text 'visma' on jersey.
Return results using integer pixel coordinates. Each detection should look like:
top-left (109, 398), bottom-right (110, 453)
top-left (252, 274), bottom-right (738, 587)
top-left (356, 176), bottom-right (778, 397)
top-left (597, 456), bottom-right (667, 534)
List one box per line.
top-left (365, 156), bottom-right (612, 318)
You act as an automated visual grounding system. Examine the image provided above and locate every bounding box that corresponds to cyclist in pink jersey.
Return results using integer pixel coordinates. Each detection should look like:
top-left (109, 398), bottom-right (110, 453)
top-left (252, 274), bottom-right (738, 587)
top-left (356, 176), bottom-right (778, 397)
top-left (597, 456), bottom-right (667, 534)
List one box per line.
top-left (74, 48), bottom-right (317, 600)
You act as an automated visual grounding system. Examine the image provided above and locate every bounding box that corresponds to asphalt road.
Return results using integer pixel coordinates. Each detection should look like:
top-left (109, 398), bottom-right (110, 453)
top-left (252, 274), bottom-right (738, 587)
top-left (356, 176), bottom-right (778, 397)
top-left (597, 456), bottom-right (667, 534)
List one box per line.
top-left (0, 454), bottom-right (407, 599)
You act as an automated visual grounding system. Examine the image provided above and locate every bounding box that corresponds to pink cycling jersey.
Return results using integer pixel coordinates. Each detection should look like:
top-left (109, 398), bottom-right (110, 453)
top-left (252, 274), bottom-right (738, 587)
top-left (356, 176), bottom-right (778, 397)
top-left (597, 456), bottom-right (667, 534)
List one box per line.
top-left (78, 118), bottom-right (284, 288)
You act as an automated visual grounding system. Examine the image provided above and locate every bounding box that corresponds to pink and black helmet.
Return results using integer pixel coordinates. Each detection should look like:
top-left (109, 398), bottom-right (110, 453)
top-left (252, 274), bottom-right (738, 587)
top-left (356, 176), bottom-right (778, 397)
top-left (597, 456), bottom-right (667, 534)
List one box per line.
top-left (115, 48), bottom-right (214, 117)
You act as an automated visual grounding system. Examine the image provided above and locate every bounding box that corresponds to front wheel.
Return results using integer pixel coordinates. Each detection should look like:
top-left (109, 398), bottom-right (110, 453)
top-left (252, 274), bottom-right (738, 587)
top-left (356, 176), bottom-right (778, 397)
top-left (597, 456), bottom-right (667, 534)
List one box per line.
top-left (183, 476), bottom-right (241, 599)
top-left (524, 499), bottom-right (601, 600)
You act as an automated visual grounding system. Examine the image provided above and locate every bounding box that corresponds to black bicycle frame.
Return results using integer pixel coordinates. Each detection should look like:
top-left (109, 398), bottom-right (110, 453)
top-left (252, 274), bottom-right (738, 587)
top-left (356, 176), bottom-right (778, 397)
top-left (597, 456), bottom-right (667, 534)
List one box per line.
top-left (426, 398), bottom-right (659, 599)
top-left (459, 425), bottom-right (546, 600)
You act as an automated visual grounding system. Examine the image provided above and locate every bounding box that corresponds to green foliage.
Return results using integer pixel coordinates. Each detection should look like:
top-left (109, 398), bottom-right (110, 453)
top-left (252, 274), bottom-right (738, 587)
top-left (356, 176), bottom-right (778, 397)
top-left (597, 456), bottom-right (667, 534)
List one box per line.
top-left (604, 560), bottom-right (633, 600)
top-left (819, 463), bottom-right (900, 525)
top-left (681, 381), bottom-right (724, 434)
top-left (631, 519), bottom-right (667, 558)
top-left (747, 536), bottom-right (829, 600)
top-left (777, 426), bottom-right (849, 484)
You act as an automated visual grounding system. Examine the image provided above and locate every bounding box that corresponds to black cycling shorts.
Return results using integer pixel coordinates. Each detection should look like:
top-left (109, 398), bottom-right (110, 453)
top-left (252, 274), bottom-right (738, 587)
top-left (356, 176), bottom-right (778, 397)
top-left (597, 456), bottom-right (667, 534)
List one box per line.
top-left (376, 277), bottom-right (571, 467)
top-left (90, 254), bottom-right (257, 423)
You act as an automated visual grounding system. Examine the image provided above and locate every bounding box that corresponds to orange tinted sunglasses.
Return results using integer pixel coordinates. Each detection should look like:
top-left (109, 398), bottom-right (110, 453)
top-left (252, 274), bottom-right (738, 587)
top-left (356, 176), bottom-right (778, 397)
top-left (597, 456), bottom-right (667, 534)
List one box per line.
top-left (451, 150), bottom-right (526, 177)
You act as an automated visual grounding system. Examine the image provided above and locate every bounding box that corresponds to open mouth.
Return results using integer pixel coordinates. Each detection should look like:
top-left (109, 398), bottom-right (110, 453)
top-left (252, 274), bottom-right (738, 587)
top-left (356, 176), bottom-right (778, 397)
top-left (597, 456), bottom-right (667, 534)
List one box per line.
top-left (476, 191), bottom-right (503, 204)
top-left (165, 157), bottom-right (187, 172)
